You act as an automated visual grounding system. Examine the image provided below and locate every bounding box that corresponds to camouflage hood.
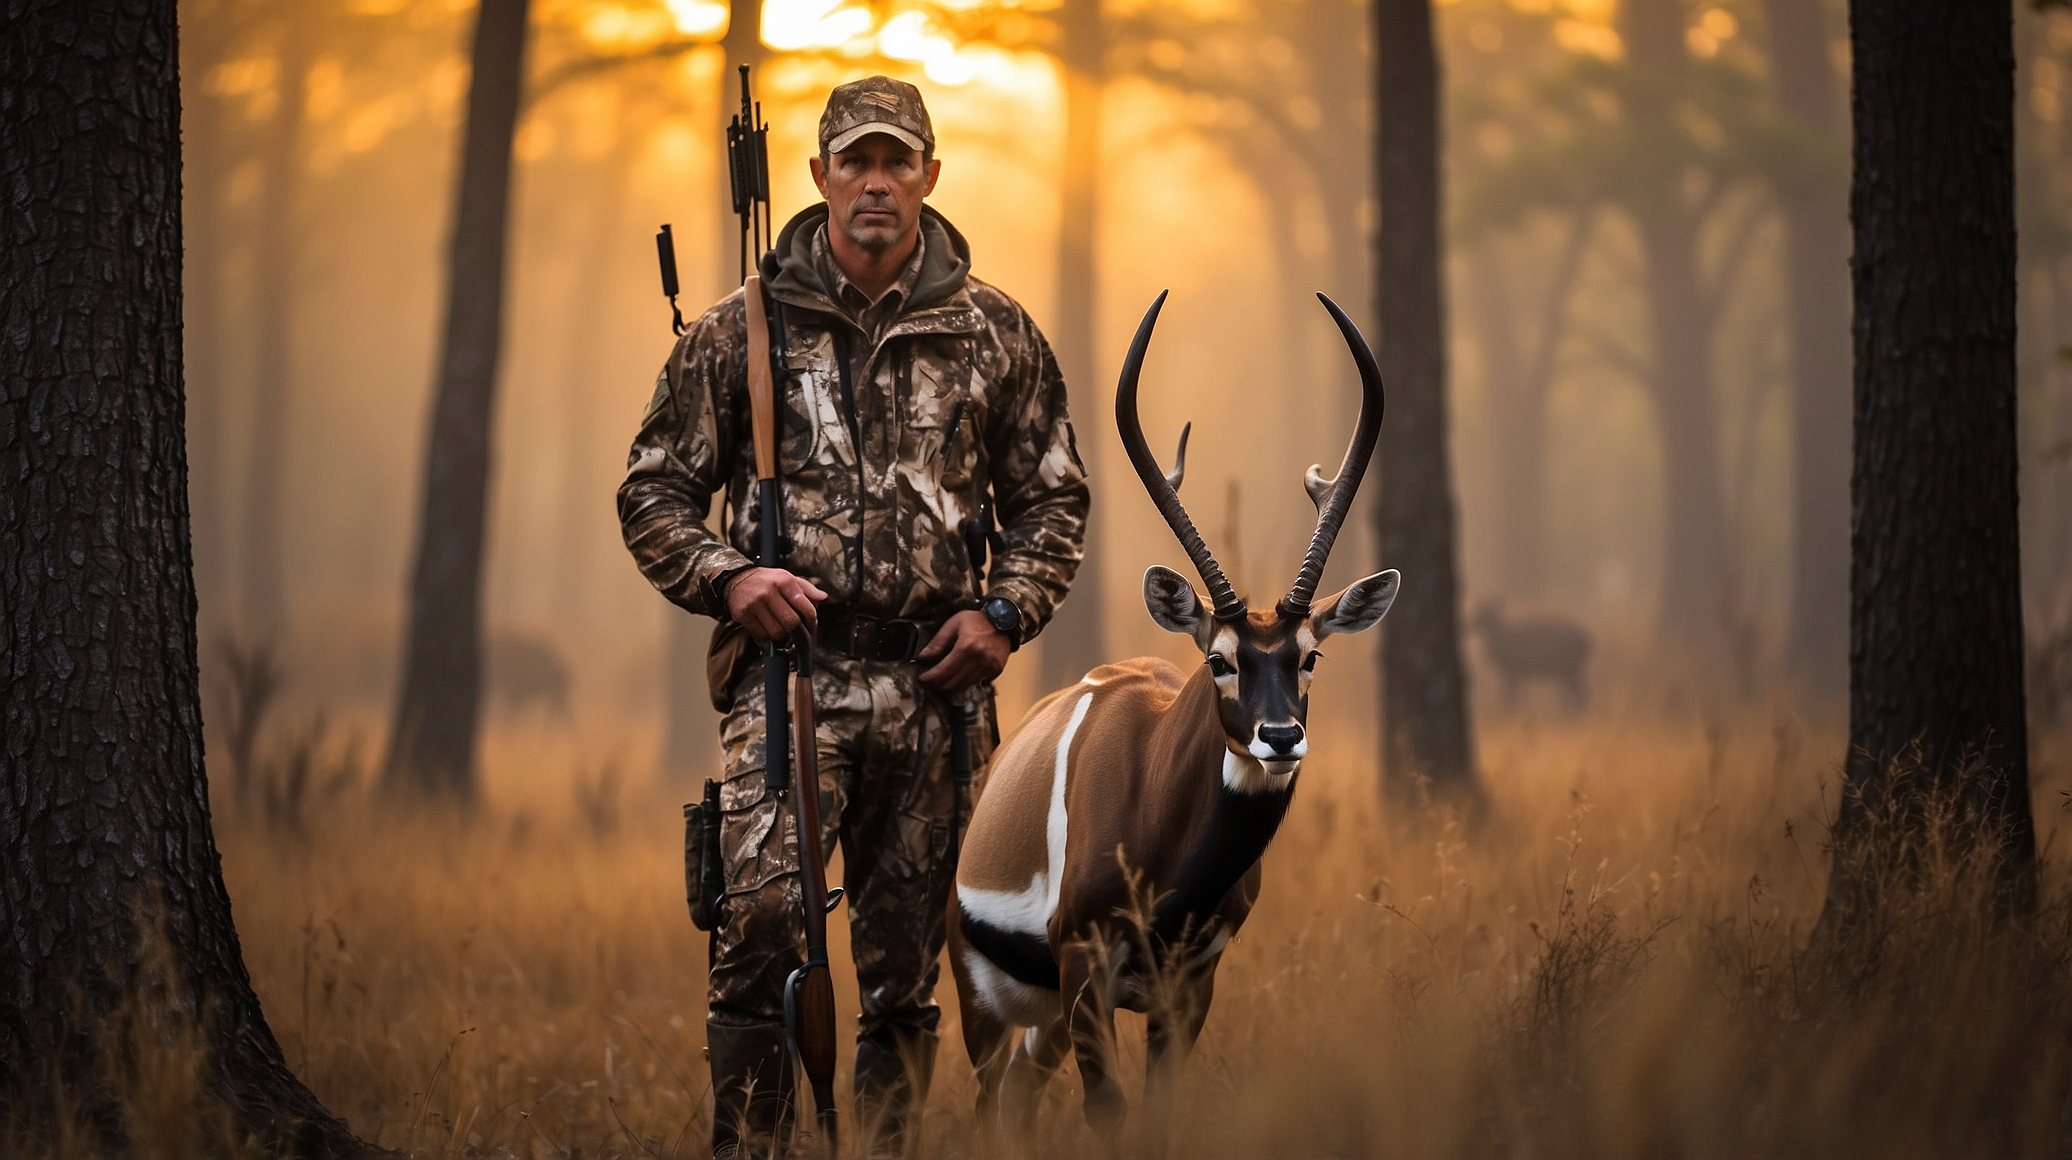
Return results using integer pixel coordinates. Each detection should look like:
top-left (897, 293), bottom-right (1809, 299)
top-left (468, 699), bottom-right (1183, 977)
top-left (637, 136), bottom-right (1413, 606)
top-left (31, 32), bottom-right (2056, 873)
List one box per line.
top-left (761, 203), bottom-right (974, 316)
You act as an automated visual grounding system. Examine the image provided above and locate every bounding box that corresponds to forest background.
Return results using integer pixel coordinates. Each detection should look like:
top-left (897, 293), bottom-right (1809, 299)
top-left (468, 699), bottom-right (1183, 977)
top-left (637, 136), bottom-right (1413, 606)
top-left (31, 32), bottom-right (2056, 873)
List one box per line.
top-left (33, 0), bottom-right (2072, 1154)
top-left (181, 0), bottom-right (2072, 772)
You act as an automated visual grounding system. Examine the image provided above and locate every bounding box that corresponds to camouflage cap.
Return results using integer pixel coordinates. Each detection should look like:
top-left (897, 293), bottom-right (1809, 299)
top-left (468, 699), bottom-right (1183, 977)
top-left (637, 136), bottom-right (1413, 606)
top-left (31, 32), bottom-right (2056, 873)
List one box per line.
top-left (819, 75), bottom-right (935, 156)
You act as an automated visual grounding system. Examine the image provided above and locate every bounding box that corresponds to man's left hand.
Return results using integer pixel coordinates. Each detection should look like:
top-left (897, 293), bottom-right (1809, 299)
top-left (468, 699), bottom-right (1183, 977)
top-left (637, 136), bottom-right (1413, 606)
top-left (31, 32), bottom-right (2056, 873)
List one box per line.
top-left (917, 610), bottom-right (1010, 692)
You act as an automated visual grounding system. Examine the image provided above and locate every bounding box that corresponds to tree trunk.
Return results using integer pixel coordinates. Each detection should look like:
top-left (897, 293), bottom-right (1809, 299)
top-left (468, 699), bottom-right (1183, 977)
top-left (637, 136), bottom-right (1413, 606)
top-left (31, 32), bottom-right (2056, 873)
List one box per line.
top-left (240, 13), bottom-right (310, 641)
top-left (1824, 0), bottom-right (2032, 931)
top-left (385, 0), bottom-right (533, 799)
top-left (0, 3), bottom-right (365, 1152)
top-left (1620, 0), bottom-right (1733, 647)
top-left (1373, 0), bottom-right (1478, 803)
top-left (1037, 0), bottom-right (1107, 692)
top-left (1634, 204), bottom-right (1733, 643)
top-left (1763, 0), bottom-right (1851, 703)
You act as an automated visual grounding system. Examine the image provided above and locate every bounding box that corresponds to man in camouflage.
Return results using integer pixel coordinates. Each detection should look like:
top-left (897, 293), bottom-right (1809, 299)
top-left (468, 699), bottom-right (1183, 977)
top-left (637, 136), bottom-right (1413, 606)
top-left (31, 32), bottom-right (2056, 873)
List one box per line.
top-left (618, 76), bottom-right (1088, 1157)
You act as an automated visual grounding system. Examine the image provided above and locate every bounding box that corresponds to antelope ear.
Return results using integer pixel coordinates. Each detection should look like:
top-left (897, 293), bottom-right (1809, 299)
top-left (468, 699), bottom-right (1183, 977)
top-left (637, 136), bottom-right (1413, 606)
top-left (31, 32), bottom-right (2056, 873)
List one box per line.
top-left (1311, 570), bottom-right (1399, 638)
top-left (1143, 566), bottom-right (1203, 636)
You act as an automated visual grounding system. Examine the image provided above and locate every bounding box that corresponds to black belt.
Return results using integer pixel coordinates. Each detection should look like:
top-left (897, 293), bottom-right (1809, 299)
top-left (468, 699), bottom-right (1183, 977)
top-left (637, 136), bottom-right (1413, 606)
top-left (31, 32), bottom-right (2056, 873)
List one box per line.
top-left (815, 612), bottom-right (948, 663)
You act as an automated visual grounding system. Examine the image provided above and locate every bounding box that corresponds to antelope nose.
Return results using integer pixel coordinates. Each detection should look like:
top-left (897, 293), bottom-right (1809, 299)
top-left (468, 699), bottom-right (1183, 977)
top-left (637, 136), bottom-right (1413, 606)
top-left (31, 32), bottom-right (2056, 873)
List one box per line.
top-left (1257, 724), bottom-right (1304, 755)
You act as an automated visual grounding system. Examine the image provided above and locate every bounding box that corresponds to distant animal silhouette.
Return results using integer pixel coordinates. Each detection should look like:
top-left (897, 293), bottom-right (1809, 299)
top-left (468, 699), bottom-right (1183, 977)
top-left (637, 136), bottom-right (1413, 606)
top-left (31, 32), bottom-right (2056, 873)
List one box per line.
top-left (487, 633), bottom-right (571, 719)
top-left (1469, 600), bottom-right (1592, 711)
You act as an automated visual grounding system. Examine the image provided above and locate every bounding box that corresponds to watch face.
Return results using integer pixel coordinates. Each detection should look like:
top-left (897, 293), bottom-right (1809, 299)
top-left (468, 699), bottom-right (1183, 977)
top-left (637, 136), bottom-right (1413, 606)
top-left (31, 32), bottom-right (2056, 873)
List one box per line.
top-left (985, 598), bottom-right (1018, 633)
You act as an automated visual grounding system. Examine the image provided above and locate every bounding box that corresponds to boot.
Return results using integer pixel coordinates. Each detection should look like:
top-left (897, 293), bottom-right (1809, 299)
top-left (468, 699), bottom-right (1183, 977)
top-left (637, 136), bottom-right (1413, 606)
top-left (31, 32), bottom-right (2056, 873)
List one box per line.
top-left (853, 1025), bottom-right (938, 1157)
top-left (707, 1020), bottom-right (794, 1159)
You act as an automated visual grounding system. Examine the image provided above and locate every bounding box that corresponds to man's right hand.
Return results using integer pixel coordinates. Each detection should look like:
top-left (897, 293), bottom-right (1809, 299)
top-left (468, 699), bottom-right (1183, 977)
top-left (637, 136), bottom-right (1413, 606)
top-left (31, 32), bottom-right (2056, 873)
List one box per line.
top-left (725, 567), bottom-right (829, 641)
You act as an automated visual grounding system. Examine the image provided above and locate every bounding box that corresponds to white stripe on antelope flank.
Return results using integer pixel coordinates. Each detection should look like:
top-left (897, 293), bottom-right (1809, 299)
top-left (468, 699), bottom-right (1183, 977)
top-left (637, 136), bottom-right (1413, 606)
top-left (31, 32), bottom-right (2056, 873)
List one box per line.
top-left (1046, 692), bottom-right (1092, 916)
top-left (955, 690), bottom-right (1095, 937)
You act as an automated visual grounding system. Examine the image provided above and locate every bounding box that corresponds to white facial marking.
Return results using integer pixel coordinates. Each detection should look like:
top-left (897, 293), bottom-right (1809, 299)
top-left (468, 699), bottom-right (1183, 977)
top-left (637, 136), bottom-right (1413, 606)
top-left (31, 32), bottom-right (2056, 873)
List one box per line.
top-left (1208, 626), bottom-right (1239, 692)
top-left (1246, 725), bottom-right (1307, 765)
top-left (955, 691), bottom-right (1093, 937)
top-left (1222, 748), bottom-right (1297, 794)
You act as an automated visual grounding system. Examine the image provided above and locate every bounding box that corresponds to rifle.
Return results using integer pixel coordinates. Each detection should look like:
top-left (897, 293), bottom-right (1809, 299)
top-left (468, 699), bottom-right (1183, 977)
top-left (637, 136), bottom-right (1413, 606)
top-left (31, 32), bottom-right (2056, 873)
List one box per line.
top-left (729, 64), bottom-right (842, 1150)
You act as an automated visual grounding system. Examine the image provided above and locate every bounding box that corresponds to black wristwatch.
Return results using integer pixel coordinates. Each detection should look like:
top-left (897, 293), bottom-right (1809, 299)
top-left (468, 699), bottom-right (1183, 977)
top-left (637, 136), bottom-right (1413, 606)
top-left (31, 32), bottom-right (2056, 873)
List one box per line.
top-left (979, 596), bottom-right (1023, 649)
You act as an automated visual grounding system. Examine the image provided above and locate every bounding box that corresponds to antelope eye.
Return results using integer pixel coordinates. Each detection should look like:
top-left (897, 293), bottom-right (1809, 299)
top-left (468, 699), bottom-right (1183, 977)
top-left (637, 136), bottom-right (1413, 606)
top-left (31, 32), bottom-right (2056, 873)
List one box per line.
top-left (1302, 650), bottom-right (1323, 673)
top-left (1207, 654), bottom-right (1236, 678)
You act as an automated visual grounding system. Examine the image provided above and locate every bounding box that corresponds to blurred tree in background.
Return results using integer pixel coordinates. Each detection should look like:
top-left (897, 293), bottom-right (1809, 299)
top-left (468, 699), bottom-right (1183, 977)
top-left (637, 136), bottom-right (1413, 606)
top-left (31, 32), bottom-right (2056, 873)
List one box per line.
top-left (1375, 0), bottom-right (1480, 803)
top-left (1457, 0), bottom-right (1807, 662)
top-left (1761, 0), bottom-right (1849, 703)
top-left (385, 0), bottom-right (534, 799)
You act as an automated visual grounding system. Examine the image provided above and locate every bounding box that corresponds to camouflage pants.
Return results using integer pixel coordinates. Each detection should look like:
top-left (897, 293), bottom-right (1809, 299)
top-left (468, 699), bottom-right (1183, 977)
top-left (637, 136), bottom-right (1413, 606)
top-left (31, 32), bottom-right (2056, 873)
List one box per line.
top-left (709, 654), bottom-right (996, 1039)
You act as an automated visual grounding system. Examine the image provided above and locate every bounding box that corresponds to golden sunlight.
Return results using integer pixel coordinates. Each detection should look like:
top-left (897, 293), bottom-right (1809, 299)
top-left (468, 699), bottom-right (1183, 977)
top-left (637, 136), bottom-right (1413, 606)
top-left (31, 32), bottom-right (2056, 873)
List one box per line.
top-left (665, 0), bottom-right (729, 35)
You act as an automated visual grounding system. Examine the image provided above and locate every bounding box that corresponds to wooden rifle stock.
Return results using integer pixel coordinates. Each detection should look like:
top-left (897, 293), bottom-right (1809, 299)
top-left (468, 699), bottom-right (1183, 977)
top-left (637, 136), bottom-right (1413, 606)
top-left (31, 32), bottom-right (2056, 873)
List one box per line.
top-left (744, 274), bottom-right (779, 483)
top-left (784, 632), bottom-right (839, 1147)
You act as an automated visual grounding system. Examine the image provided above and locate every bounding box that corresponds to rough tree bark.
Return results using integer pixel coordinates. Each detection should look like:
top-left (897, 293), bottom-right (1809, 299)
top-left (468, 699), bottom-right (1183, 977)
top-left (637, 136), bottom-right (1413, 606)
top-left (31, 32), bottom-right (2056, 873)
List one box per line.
top-left (1037, 0), bottom-right (1109, 691)
top-left (1373, 0), bottom-right (1479, 803)
top-left (1824, 0), bottom-right (2033, 929)
top-left (0, 3), bottom-right (366, 1152)
top-left (240, 11), bottom-right (311, 640)
top-left (1762, 0), bottom-right (1850, 703)
top-left (385, 0), bottom-right (533, 799)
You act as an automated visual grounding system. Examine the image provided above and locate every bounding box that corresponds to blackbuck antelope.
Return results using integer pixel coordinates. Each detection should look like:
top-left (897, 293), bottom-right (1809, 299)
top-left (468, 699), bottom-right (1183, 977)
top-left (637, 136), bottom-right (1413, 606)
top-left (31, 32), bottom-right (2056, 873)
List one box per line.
top-left (948, 291), bottom-right (1400, 1130)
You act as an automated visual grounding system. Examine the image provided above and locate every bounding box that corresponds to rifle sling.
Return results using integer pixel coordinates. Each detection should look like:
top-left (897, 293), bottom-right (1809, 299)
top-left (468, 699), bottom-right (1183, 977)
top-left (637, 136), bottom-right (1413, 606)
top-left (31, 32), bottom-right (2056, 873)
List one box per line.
top-left (744, 275), bottom-right (779, 482)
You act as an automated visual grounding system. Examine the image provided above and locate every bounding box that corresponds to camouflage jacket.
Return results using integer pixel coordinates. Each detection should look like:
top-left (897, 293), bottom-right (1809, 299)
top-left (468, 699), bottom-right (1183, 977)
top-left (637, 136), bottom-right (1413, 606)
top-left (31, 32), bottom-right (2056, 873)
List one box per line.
top-left (619, 204), bottom-right (1089, 638)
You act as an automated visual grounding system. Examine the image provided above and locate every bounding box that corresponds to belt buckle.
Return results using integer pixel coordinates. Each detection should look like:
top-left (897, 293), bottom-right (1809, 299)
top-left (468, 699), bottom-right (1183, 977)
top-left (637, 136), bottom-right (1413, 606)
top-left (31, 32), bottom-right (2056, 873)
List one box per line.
top-left (876, 620), bottom-right (922, 661)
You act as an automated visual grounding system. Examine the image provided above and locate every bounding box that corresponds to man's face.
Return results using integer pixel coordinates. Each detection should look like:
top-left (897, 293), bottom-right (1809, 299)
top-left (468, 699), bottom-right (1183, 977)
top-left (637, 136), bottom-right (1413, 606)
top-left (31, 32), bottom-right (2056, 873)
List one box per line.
top-left (810, 134), bottom-right (941, 256)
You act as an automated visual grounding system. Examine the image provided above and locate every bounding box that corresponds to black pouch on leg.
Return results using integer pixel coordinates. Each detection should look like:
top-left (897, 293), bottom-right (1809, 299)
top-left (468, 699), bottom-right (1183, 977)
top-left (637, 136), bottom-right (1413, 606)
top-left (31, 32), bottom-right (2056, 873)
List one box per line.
top-left (684, 779), bottom-right (726, 930)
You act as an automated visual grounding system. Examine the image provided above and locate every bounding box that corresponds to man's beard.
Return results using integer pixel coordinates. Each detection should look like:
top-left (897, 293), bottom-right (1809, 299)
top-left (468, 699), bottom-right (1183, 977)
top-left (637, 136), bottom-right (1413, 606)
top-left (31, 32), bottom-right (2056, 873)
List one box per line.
top-left (841, 204), bottom-right (905, 254)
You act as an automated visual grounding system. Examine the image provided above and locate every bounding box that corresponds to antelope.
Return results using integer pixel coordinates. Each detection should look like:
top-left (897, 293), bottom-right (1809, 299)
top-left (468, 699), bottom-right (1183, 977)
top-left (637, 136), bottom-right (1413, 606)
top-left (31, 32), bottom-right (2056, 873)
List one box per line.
top-left (948, 291), bottom-right (1399, 1131)
top-left (1468, 599), bottom-right (1591, 712)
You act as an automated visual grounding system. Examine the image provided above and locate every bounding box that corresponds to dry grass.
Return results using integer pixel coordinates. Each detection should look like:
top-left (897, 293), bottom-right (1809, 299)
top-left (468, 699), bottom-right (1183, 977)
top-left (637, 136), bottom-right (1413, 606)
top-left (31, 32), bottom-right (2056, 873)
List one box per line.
top-left (33, 695), bottom-right (2072, 1158)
